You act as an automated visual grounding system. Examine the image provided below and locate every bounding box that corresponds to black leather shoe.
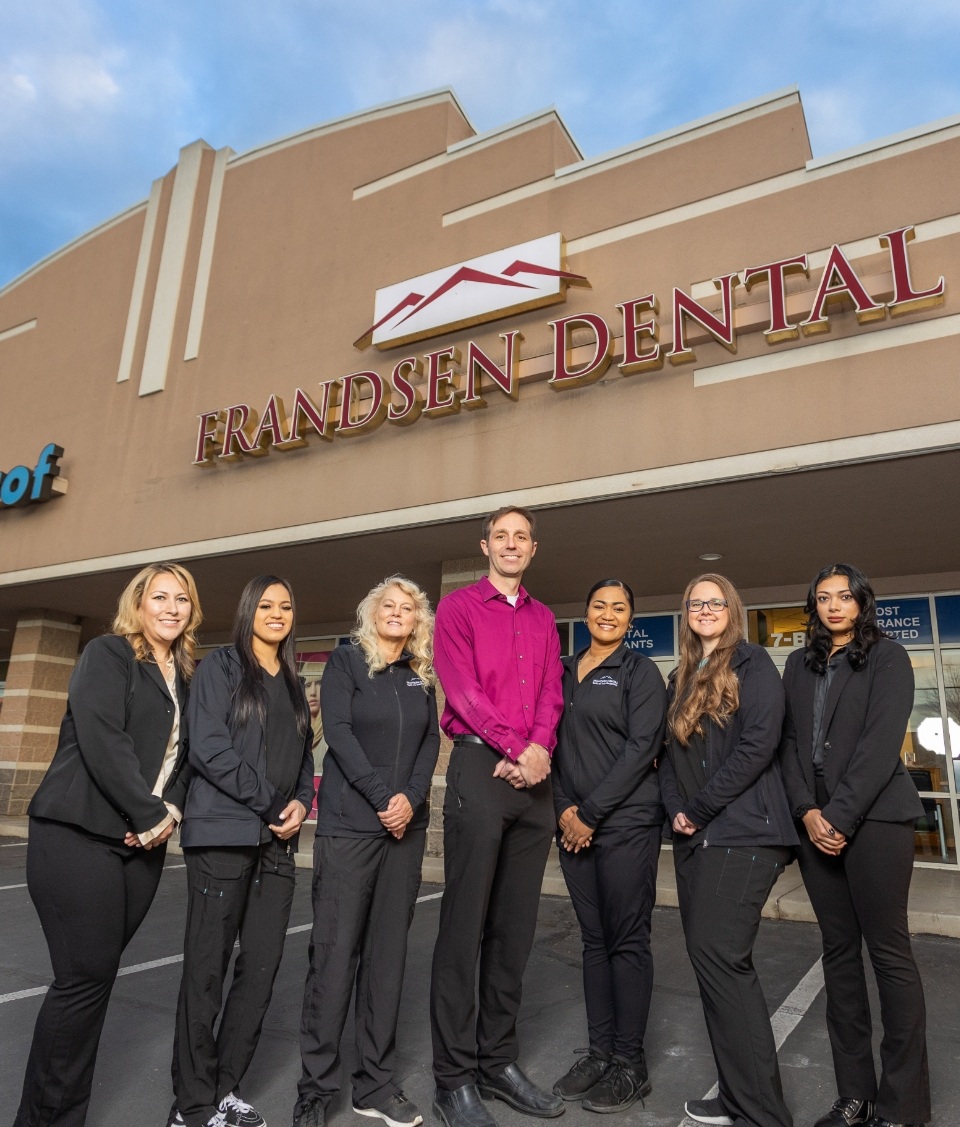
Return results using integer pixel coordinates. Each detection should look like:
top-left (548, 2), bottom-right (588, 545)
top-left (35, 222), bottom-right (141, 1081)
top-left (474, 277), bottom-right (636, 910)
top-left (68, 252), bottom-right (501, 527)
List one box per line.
top-left (478, 1064), bottom-right (564, 1118)
top-left (815, 1097), bottom-right (875, 1127)
top-left (433, 1084), bottom-right (498, 1127)
top-left (553, 1049), bottom-right (611, 1100)
top-left (865, 1117), bottom-right (925, 1127)
top-left (581, 1054), bottom-right (651, 1114)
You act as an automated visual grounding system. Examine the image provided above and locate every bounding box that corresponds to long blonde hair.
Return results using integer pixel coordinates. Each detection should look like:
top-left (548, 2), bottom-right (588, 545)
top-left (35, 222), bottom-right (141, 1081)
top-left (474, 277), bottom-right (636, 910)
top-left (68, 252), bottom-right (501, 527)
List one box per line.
top-left (352, 575), bottom-right (435, 688)
top-left (668, 573), bottom-right (744, 745)
top-left (112, 562), bottom-right (203, 680)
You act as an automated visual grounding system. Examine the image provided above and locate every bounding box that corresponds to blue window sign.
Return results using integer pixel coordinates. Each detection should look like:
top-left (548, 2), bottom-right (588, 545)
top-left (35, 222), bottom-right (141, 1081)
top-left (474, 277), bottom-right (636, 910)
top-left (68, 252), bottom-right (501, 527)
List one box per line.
top-left (573, 614), bottom-right (675, 658)
top-left (935, 595), bottom-right (960, 644)
top-left (875, 598), bottom-right (932, 645)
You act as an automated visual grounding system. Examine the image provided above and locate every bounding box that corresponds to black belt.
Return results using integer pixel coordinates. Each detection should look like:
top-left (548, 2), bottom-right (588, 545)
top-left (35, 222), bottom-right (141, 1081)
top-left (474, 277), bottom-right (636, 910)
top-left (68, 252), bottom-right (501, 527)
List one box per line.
top-left (453, 734), bottom-right (491, 748)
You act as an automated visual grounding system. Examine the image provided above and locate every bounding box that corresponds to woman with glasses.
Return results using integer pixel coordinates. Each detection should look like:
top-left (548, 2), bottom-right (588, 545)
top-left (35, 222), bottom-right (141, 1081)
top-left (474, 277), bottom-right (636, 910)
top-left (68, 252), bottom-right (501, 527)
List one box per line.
top-left (659, 574), bottom-right (798, 1127)
top-left (779, 564), bottom-right (929, 1127)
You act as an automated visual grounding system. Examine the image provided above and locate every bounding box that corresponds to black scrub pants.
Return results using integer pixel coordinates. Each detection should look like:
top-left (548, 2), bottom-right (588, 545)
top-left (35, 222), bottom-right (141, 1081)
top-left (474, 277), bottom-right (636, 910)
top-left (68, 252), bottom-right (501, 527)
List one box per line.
top-left (796, 815), bottom-right (930, 1125)
top-left (172, 840), bottom-right (296, 1127)
top-left (297, 829), bottom-right (426, 1114)
top-left (673, 835), bottom-right (793, 1127)
top-left (430, 742), bottom-right (555, 1090)
top-left (558, 823), bottom-right (661, 1061)
top-left (15, 816), bottom-right (166, 1127)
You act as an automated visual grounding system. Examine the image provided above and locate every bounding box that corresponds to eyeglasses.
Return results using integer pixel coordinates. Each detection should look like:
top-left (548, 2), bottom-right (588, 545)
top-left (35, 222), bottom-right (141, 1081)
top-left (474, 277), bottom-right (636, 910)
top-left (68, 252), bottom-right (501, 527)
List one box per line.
top-left (685, 598), bottom-right (728, 612)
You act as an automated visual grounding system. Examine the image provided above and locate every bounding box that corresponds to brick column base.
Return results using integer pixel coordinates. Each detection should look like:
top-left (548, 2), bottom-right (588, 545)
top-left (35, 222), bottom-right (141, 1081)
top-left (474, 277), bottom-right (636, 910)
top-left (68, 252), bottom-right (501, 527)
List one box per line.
top-left (0, 611), bottom-right (80, 816)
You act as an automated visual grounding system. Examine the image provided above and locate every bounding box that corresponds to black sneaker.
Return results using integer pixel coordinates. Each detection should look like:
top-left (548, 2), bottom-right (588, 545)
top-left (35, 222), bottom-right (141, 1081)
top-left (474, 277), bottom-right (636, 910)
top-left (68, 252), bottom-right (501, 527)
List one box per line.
top-left (814, 1099), bottom-right (875, 1127)
top-left (220, 1092), bottom-right (266, 1127)
top-left (553, 1049), bottom-right (611, 1100)
top-left (293, 1099), bottom-right (327, 1127)
top-left (354, 1092), bottom-right (424, 1127)
top-left (581, 1055), bottom-right (651, 1114)
top-left (684, 1098), bottom-right (734, 1126)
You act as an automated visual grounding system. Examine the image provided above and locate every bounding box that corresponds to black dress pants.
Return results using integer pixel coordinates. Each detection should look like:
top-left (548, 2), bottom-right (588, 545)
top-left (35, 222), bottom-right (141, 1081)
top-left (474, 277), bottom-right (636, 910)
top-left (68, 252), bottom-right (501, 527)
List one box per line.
top-left (558, 823), bottom-right (660, 1061)
top-left (673, 836), bottom-right (793, 1127)
top-left (15, 816), bottom-right (166, 1127)
top-left (430, 743), bottom-right (555, 1089)
top-left (297, 829), bottom-right (426, 1112)
top-left (172, 840), bottom-right (296, 1127)
top-left (796, 818), bottom-right (930, 1124)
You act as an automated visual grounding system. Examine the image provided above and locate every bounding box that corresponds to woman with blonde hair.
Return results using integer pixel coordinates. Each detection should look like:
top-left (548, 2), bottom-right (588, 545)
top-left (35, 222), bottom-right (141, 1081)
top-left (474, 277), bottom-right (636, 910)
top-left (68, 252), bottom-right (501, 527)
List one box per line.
top-left (15, 562), bottom-right (201, 1127)
top-left (658, 574), bottom-right (798, 1127)
top-left (295, 576), bottom-right (440, 1127)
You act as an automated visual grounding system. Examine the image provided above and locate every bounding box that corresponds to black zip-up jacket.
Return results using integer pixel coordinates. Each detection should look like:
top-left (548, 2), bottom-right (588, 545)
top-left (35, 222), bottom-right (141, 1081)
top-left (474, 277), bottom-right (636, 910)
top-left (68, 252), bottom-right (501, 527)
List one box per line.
top-left (181, 646), bottom-right (315, 848)
top-left (552, 644), bottom-right (667, 831)
top-left (659, 641), bottom-right (799, 849)
top-left (316, 642), bottom-right (441, 837)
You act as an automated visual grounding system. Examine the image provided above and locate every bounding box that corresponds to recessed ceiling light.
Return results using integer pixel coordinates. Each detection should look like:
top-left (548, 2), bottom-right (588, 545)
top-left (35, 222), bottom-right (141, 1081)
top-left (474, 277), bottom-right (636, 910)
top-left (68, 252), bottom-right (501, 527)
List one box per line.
top-left (698, 552), bottom-right (723, 561)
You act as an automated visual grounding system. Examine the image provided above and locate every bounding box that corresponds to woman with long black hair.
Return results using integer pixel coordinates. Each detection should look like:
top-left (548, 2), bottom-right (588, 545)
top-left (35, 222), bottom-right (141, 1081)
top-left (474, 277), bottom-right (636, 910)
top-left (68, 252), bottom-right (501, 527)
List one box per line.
top-left (779, 564), bottom-right (929, 1127)
top-left (658, 573), bottom-right (797, 1127)
top-left (550, 579), bottom-right (667, 1114)
top-left (169, 576), bottom-right (315, 1127)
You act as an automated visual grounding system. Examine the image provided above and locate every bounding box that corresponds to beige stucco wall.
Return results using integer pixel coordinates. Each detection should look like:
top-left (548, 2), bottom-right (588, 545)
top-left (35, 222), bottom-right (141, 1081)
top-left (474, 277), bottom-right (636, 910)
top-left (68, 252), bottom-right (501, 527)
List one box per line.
top-left (0, 87), bottom-right (956, 586)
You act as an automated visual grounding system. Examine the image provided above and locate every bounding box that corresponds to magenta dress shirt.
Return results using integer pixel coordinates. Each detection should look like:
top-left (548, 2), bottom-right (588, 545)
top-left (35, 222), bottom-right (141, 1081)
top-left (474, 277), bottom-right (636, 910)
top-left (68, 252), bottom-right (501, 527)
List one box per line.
top-left (433, 576), bottom-right (564, 761)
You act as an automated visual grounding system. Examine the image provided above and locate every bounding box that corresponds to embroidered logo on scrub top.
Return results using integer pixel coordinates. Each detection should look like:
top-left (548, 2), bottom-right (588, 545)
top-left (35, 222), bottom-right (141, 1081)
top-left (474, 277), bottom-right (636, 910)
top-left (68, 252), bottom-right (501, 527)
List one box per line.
top-left (592, 675), bottom-right (619, 687)
top-left (406, 677), bottom-right (424, 688)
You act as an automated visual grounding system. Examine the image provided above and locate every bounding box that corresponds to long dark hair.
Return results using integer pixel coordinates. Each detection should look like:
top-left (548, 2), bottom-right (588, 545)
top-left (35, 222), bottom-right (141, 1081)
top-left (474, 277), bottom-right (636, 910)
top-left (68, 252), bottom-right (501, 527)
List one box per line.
top-left (230, 575), bottom-right (310, 738)
top-left (583, 578), bottom-right (635, 617)
top-left (803, 563), bottom-right (883, 674)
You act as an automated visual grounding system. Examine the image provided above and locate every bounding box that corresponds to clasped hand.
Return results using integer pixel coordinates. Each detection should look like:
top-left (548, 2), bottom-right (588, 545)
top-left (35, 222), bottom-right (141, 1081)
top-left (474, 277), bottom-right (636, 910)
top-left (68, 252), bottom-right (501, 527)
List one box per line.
top-left (493, 743), bottom-right (551, 789)
top-left (378, 793), bottom-right (414, 839)
top-left (558, 805), bottom-right (593, 852)
top-left (268, 799), bottom-right (308, 841)
top-left (802, 808), bottom-right (846, 855)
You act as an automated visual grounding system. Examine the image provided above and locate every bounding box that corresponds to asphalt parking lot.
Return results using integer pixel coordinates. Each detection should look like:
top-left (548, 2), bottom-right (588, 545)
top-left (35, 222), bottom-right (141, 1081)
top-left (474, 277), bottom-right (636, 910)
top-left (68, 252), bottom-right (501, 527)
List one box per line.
top-left (1, 838), bottom-right (958, 1127)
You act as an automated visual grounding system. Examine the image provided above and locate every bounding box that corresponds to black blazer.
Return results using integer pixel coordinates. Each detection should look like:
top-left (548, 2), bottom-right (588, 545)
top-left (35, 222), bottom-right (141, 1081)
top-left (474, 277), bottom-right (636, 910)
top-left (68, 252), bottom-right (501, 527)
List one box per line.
top-left (778, 636), bottom-right (924, 838)
top-left (29, 634), bottom-right (189, 838)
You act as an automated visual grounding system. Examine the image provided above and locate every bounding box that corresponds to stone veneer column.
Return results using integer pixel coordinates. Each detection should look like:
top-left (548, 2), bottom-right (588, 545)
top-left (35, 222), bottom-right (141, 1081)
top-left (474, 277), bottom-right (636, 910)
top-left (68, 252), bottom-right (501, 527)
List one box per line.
top-left (0, 611), bottom-right (81, 816)
top-left (426, 557), bottom-right (488, 859)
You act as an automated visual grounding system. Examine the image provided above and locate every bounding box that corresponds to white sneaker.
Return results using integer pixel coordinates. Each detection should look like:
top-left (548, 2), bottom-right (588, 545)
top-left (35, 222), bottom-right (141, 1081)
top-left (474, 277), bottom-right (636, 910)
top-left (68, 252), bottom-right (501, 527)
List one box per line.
top-left (219, 1092), bottom-right (267, 1127)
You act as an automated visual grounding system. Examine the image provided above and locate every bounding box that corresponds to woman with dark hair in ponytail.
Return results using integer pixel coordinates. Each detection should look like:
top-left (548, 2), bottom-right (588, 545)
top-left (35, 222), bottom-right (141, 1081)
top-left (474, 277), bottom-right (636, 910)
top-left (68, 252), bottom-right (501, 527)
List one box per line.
top-left (169, 576), bottom-right (315, 1127)
top-left (779, 564), bottom-right (929, 1127)
top-left (658, 573), bottom-right (798, 1127)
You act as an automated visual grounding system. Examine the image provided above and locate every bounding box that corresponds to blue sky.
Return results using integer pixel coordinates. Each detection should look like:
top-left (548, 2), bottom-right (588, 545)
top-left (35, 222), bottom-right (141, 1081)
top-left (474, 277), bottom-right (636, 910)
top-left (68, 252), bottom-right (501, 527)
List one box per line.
top-left (2, 0), bottom-right (959, 288)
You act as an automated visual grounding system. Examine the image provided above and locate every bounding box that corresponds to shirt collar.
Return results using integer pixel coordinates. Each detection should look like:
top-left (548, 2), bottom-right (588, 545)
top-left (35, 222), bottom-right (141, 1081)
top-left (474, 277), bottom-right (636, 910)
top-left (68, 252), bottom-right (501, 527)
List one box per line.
top-left (575, 642), bottom-right (626, 669)
top-left (478, 574), bottom-right (529, 605)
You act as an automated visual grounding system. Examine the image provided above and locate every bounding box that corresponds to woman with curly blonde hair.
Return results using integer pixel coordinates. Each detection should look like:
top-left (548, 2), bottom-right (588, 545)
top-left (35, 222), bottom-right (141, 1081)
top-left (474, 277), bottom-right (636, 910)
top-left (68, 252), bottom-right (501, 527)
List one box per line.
top-left (658, 574), bottom-right (798, 1127)
top-left (16, 562), bottom-right (201, 1127)
top-left (295, 576), bottom-right (440, 1127)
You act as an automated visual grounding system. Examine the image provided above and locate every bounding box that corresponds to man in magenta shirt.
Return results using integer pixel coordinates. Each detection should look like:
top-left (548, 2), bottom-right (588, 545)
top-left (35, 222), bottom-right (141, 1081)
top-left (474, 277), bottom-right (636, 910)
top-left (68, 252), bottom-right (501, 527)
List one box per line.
top-left (430, 506), bottom-right (565, 1127)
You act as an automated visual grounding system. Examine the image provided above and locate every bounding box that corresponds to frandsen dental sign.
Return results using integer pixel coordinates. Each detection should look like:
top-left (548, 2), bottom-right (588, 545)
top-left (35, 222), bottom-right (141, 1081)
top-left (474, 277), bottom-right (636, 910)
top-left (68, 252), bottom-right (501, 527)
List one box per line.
top-left (192, 227), bottom-right (945, 466)
top-left (0, 443), bottom-right (67, 510)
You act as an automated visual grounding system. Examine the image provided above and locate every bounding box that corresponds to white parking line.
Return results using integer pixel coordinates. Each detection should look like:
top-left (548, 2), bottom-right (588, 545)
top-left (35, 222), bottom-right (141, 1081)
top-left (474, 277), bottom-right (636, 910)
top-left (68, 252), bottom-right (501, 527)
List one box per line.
top-left (0, 883), bottom-right (27, 891)
top-left (0, 841), bottom-right (28, 848)
top-left (0, 886), bottom-right (445, 1004)
top-left (675, 957), bottom-right (825, 1126)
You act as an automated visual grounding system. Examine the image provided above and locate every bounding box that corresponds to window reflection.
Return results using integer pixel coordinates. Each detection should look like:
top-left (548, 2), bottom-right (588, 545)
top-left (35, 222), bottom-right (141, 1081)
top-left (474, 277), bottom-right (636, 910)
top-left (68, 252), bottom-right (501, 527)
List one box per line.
top-left (913, 796), bottom-right (955, 864)
top-left (903, 650), bottom-right (946, 789)
top-left (939, 650), bottom-right (960, 790)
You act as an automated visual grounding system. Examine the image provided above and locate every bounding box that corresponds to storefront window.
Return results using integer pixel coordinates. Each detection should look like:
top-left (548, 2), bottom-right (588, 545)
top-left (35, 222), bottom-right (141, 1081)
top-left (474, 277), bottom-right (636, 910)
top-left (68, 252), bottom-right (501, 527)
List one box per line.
top-left (904, 650), bottom-right (947, 789)
top-left (747, 605), bottom-right (806, 654)
top-left (913, 797), bottom-right (956, 864)
top-left (939, 649), bottom-right (960, 791)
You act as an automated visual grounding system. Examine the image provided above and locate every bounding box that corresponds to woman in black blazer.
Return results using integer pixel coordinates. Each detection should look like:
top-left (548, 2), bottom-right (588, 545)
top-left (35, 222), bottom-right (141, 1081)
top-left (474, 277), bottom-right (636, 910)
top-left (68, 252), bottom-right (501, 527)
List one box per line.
top-left (14, 562), bottom-right (202, 1127)
top-left (779, 563), bottom-right (929, 1127)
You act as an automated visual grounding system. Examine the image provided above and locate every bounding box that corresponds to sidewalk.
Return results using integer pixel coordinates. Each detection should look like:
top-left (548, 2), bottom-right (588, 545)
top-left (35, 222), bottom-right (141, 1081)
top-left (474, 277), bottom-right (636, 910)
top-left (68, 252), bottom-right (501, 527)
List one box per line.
top-left (5, 814), bottom-right (959, 938)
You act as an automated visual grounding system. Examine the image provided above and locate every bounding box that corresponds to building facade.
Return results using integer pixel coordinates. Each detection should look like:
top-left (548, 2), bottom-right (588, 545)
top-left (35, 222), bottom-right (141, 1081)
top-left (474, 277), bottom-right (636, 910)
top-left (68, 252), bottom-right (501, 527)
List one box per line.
top-left (0, 86), bottom-right (957, 867)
